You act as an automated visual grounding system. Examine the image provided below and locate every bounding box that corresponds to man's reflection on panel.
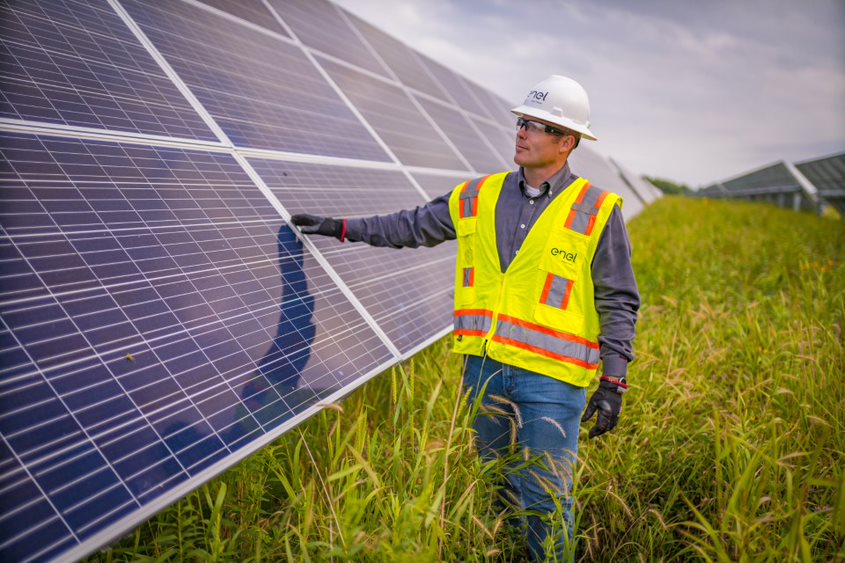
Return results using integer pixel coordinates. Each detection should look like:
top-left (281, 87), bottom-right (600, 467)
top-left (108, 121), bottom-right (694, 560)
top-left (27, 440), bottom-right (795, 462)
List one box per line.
top-left (234, 224), bottom-right (318, 433)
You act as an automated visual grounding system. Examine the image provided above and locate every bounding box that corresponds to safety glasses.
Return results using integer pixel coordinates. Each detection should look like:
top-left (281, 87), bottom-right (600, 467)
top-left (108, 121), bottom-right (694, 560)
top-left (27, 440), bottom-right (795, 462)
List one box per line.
top-left (516, 117), bottom-right (566, 137)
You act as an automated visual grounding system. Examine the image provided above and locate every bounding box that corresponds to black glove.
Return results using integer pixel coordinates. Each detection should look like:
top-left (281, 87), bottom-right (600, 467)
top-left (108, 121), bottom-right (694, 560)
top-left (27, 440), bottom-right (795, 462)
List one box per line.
top-left (290, 214), bottom-right (344, 239)
top-left (581, 379), bottom-right (623, 439)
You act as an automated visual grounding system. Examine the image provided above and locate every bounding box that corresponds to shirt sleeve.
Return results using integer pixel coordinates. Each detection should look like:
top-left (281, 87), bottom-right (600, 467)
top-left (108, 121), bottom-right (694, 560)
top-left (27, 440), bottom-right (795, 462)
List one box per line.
top-left (344, 191), bottom-right (456, 248)
top-left (591, 205), bottom-right (640, 377)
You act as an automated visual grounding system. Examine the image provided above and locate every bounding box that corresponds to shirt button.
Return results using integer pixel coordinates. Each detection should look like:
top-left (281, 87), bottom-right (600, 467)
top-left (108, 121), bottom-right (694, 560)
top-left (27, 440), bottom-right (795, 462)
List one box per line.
top-left (520, 224), bottom-right (525, 229)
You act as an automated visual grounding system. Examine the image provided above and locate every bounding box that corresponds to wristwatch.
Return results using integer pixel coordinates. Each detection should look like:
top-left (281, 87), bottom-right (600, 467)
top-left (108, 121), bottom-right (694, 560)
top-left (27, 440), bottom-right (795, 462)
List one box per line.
top-left (600, 374), bottom-right (628, 394)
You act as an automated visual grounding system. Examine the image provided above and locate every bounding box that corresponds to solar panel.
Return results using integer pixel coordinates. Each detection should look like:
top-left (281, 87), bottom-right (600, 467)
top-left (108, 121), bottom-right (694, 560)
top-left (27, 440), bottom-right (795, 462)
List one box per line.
top-left (247, 158), bottom-right (455, 355)
top-left (0, 131), bottom-right (394, 561)
top-left (610, 157), bottom-right (660, 205)
top-left (0, 1), bottom-right (656, 560)
top-left (318, 57), bottom-right (467, 171)
top-left (414, 95), bottom-right (509, 174)
top-left (121, 0), bottom-right (390, 161)
top-left (195, 0), bottom-right (290, 37)
top-left (795, 153), bottom-right (845, 215)
top-left (0, 0), bottom-right (216, 141)
top-left (569, 146), bottom-right (645, 220)
top-left (342, 10), bottom-right (448, 101)
top-left (267, 0), bottom-right (390, 79)
top-left (418, 53), bottom-right (493, 120)
top-left (411, 172), bottom-right (468, 200)
top-left (470, 116), bottom-right (517, 168)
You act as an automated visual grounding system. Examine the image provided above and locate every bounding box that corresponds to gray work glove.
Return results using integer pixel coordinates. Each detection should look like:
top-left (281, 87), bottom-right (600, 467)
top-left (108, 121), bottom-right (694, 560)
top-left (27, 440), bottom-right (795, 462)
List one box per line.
top-left (290, 214), bottom-right (344, 239)
top-left (581, 379), bottom-right (623, 439)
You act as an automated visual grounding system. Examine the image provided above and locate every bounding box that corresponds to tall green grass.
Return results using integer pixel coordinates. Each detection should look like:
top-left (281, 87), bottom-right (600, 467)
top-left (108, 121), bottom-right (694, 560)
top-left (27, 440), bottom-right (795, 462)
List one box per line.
top-left (90, 197), bottom-right (844, 561)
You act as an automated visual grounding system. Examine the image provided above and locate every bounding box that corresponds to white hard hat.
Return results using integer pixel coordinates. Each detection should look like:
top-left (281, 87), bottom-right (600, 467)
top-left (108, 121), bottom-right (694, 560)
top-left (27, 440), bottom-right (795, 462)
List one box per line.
top-left (511, 75), bottom-right (597, 141)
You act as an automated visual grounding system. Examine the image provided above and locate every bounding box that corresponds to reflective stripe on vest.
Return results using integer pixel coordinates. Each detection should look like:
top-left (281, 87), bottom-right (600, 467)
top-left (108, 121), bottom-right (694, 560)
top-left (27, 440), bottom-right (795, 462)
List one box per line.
top-left (454, 309), bottom-right (493, 337)
top-left (540, 273), bottom-right (573, 310)
top-left (565, 182), bottom-right (609, 236)
top-left (458, 175), bottom-right (491, 218)
top-left (491, 314), bottom-right (600, 369)
top-left (462, 267), bottom-right (474, 287)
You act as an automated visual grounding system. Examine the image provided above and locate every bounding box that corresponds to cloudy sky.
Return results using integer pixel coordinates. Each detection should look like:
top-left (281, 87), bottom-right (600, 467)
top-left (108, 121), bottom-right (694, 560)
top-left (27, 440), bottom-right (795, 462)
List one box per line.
top-left (334, 0), bottom-right (845, 188)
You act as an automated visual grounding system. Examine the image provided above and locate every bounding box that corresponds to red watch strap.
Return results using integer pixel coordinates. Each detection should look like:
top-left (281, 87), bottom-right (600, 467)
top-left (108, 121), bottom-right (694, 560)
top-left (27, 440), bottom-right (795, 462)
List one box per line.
top-left (340, 219), bottom-right (347, 243)
top-left (600, 375), bottom-right (628, 389)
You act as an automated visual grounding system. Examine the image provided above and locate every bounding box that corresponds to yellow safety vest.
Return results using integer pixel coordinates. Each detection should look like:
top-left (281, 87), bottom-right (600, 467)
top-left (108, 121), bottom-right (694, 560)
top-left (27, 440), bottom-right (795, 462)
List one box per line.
top-left (448, 171), bottom-right (622, 387)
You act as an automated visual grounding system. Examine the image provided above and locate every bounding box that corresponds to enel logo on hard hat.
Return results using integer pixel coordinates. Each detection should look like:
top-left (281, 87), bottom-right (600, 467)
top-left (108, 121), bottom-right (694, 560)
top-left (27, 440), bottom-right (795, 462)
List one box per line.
top-left (527, 90), bottom-right (548, 102)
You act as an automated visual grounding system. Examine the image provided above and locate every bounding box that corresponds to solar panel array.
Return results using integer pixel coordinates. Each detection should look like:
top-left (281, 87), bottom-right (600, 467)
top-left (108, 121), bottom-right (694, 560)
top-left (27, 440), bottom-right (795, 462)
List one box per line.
top-left (696, 155), bottom-right (845, 214)
top-left (0, 1), bottom-right (655, 560)
top-left (795, 153), bottom-right (845, 216)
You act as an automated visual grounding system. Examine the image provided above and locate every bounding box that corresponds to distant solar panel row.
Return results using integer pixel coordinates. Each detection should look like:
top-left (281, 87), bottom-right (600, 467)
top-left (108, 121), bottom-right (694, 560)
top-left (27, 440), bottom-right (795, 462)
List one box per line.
top-left (0, 0), bottom-right (655, 560)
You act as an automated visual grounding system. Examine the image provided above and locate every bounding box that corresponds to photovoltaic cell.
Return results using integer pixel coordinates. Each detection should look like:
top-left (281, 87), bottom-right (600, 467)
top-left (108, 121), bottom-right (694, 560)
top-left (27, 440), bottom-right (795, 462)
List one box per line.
top-left (0, 132), bottom-right (393, 561)
top-left (414, 95), bottom-right (508, 174)
top-left (342, 11), bottom-right (448, 101)
top-left (267, 0), bottom-right (390, 79)
top-left (121, 0), bottom-right (390, 161)
top-left (196, 0), bottom-right (290, 37)
top-left (248, 158), bottom-right (456, 354)
top-left (0, 0), bottom-right (216, 141)
top-left (319, 58), bottom-right (467, 171)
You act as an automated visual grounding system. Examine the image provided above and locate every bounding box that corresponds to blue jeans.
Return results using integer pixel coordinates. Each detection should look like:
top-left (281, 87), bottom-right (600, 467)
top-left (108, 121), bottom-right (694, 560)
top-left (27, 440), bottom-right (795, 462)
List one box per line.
top-left (463, 355), bottom-right (586, 562)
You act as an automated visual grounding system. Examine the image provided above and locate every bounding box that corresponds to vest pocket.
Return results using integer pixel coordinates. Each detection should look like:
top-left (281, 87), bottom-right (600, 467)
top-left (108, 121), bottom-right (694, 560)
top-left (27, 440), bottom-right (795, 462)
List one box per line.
top-left (538, 232), bottom-right (587, 280)
top-left (534, 294), bottom-right (584, 330)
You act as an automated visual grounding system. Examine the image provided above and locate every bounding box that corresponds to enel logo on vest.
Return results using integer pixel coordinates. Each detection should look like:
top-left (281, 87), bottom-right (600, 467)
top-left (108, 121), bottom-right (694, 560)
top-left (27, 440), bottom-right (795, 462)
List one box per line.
top-left (550, 248), bottom-right (577, 263)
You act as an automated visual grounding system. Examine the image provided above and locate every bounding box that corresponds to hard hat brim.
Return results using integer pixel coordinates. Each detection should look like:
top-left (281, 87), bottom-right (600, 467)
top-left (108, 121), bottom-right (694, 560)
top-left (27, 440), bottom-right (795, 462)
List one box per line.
top-left (511, 105), bottom-right (598, 141)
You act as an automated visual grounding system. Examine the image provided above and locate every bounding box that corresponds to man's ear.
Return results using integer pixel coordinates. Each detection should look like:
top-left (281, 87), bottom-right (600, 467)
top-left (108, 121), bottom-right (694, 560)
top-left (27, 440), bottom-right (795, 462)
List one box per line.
top-left (559, 135), bottom-right (576, 154)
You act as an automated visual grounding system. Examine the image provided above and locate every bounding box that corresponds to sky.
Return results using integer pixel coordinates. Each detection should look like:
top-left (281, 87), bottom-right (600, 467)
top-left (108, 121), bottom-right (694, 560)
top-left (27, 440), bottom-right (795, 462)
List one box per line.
top-left (334, 0), bottom-right (845, 188)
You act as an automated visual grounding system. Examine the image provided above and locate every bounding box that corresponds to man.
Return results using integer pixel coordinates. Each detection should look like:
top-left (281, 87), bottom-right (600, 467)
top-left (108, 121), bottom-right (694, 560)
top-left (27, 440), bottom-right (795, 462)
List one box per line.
top-left (291, 75), bottom-right (639, 561)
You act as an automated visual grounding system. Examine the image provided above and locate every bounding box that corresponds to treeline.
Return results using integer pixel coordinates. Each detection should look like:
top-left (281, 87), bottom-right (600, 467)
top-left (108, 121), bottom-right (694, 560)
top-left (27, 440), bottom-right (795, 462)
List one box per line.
top-left (644, 176), bottom-right (691, 195)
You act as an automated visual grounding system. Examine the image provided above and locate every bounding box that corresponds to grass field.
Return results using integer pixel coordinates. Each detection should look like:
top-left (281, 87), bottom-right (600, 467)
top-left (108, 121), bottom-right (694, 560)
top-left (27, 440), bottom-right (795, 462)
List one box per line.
top-left (91, 197), bottom-right (845, 562)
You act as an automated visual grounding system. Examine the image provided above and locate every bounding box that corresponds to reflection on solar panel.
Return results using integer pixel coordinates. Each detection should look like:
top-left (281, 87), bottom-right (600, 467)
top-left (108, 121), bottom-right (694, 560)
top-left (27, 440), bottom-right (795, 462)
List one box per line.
top-left (0, 132), bottom-right (393, 562)
top-left (0, 0), bottom-right (654, 560)
top-left (248, 158), bottom-right (455, 355)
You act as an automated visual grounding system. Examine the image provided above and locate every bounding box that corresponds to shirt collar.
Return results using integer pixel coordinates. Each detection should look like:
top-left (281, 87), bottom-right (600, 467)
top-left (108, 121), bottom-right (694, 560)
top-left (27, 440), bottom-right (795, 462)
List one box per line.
top-left (517, 163), bottom-right (572, 198)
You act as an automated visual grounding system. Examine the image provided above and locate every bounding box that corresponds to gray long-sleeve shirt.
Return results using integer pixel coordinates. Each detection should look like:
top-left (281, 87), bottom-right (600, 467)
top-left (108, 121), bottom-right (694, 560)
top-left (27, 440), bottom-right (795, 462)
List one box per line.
top-left (345, 163), bottom-right (640, 377)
